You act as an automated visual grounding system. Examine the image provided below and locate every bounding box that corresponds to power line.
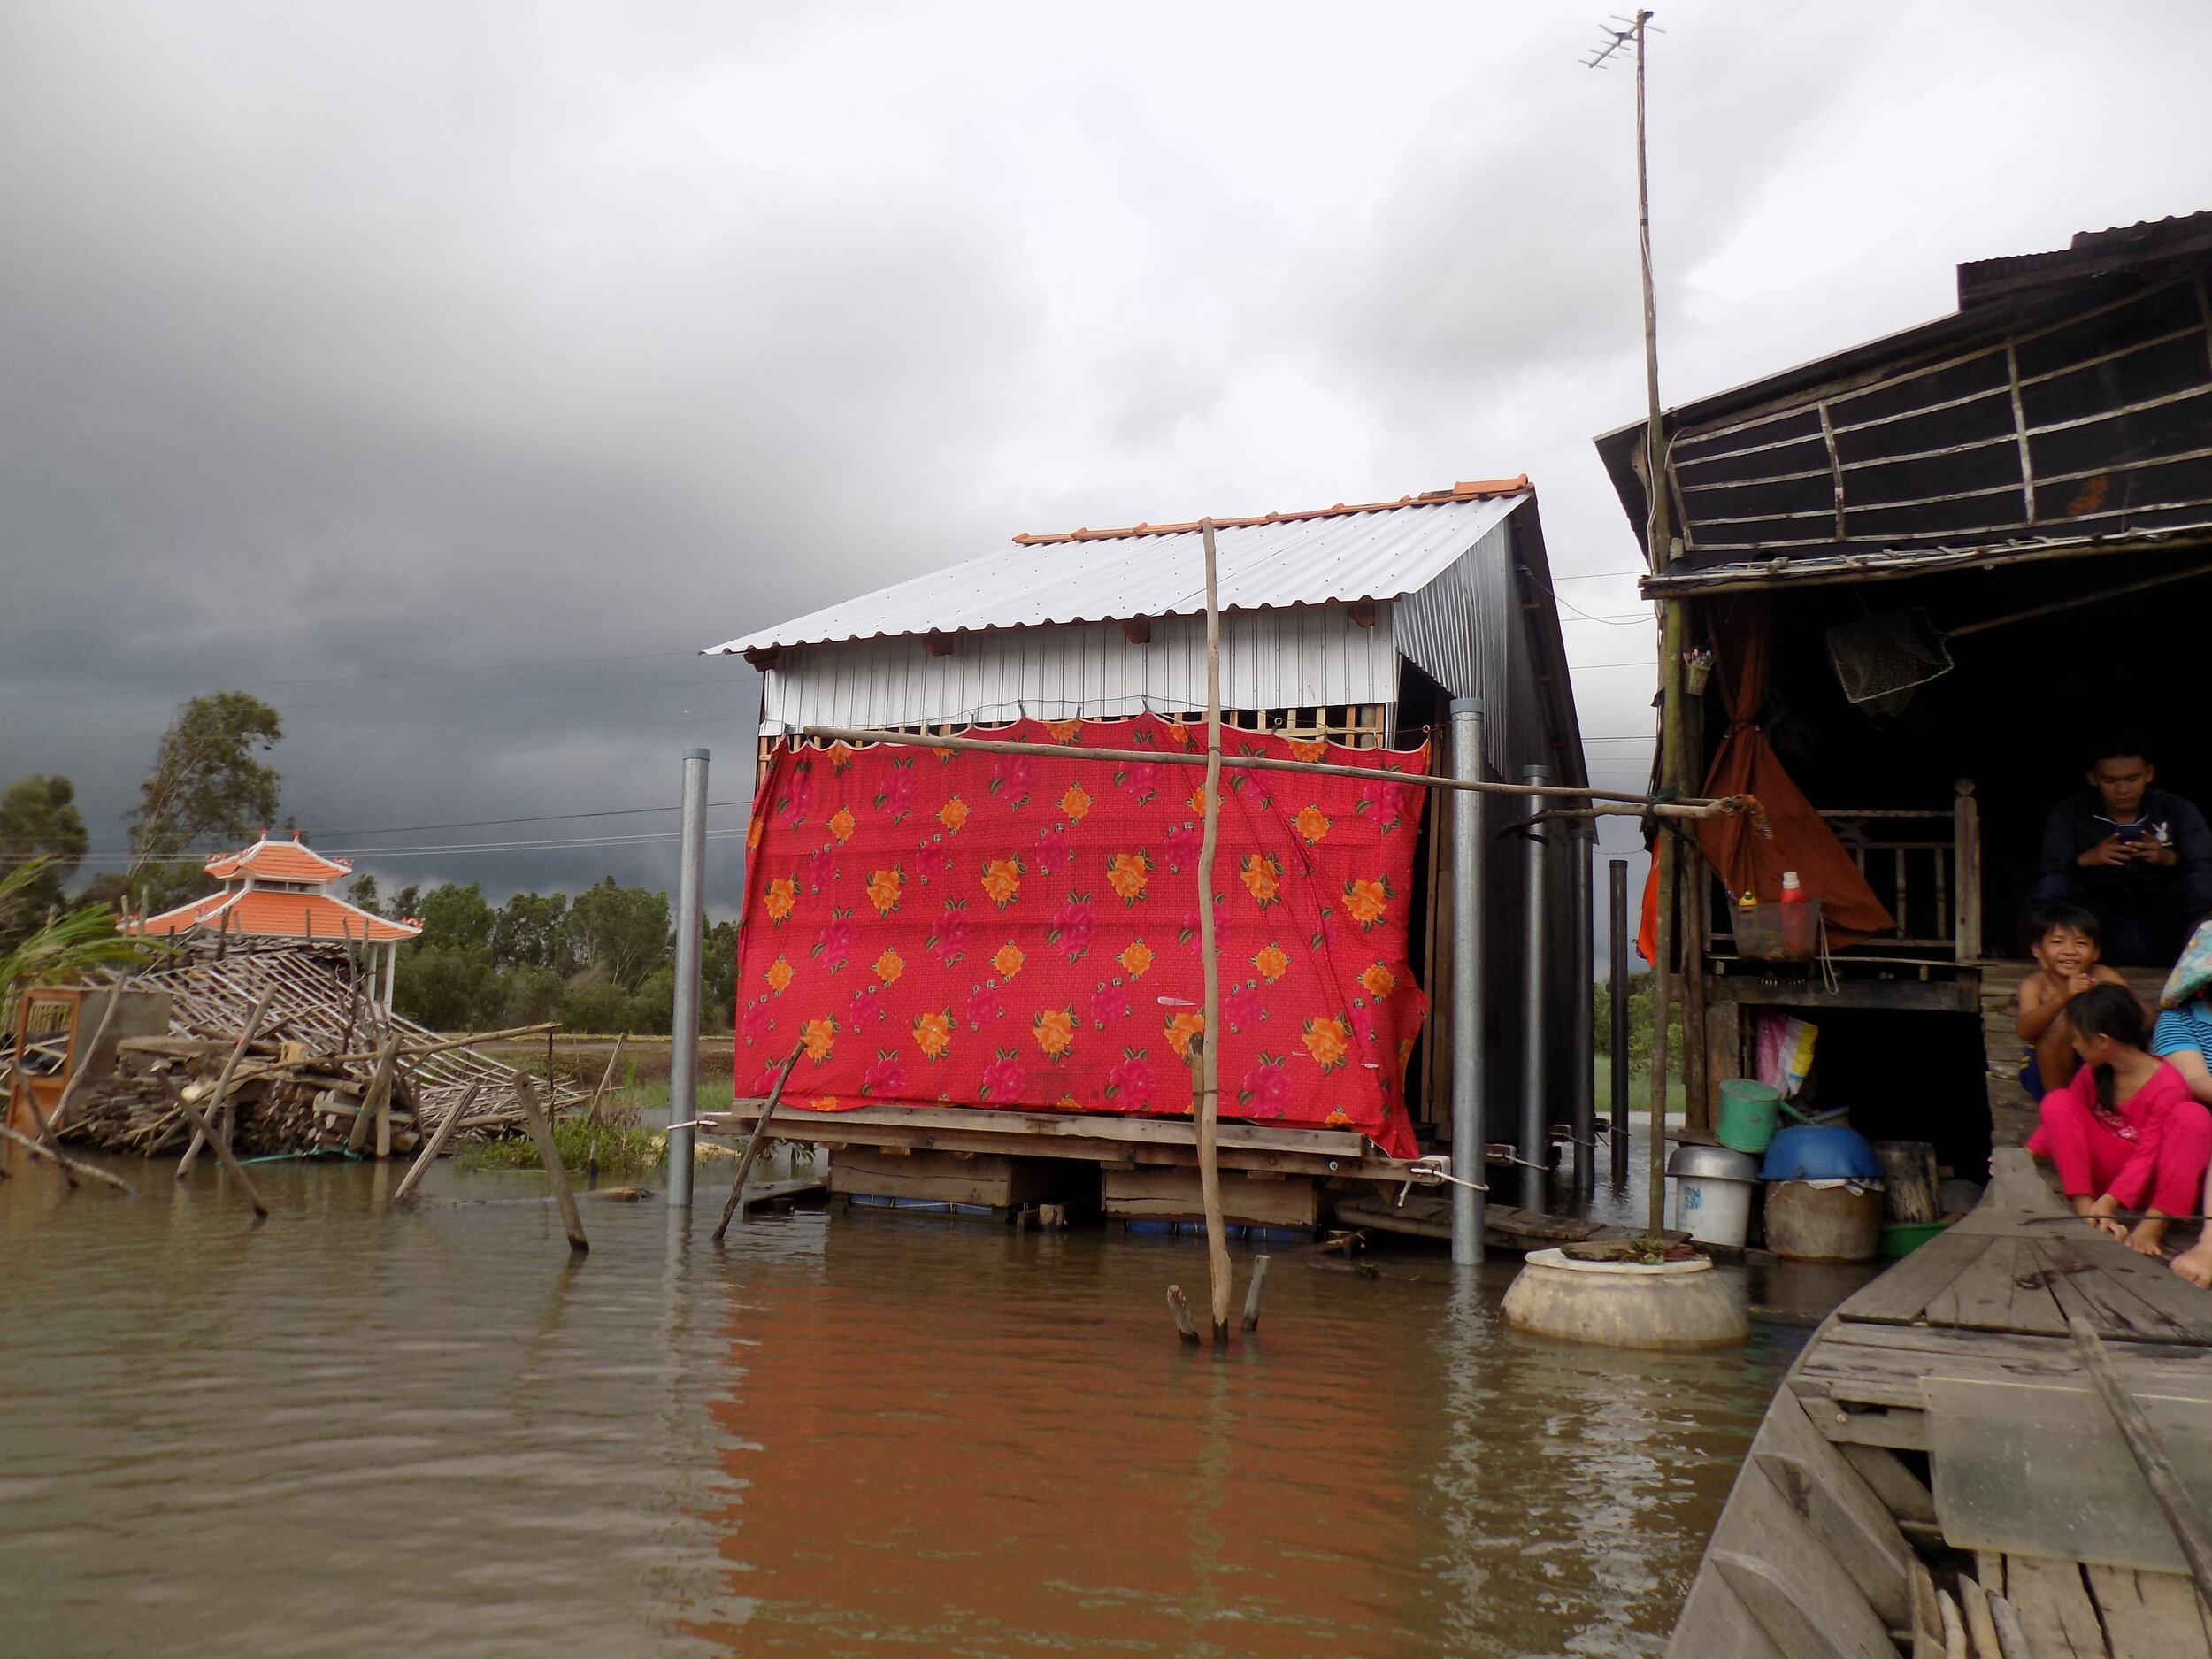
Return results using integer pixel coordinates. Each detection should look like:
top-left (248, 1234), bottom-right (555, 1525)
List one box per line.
top-left (0, 647), bottom-right (723, 707)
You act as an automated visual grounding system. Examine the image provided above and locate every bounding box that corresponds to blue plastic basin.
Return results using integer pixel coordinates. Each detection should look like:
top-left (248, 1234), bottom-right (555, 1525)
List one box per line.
top-left (1759, 1124), bottom-right (1881, 1182)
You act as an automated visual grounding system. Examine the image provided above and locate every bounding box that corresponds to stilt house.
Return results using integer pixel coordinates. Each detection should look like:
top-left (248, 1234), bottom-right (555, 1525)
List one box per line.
top-left (708, 479), bottom-right (1594, 1230)
top-left (1597, 211), bottom-right (2212, 1171)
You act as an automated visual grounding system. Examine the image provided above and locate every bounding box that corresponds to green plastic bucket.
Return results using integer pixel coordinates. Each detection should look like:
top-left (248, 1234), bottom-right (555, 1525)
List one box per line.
top-left (1879, 1221), bottom-right (1952, 1258)
top-left (1716, 1079), bottom-right (1785, 1154)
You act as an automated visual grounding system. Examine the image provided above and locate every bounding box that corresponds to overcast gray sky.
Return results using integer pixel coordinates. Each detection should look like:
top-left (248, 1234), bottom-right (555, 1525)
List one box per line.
top-left (5, 0), bottom-right (2208, 918)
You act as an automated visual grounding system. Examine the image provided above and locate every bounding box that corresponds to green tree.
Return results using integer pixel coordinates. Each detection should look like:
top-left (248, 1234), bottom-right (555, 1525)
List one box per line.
top-left (414, 882), bottom-right (496, 955)
top-left (0, 776), bottom-right (89, 947)
top-left (127, 692), bottom-right (282, 910)
top-left (346, 874), bottom-right (381, 915)
top-left (392, 947), bottom-right (502, 1033)
top-left (701, 917), bottom-right (739, 1033)
top-left (492, 890), bottom-right (572, 974)
top-left (568, 877), bottom-right (671, 991)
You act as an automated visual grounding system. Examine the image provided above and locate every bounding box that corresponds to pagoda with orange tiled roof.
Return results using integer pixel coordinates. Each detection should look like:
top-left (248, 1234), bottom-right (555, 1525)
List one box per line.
top-left (129, 833), bottom-right (420, 1007)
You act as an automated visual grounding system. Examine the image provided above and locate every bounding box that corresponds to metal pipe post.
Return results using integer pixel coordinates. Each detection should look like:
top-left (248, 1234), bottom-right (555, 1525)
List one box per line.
top-left (1448, 698), bottom-right (1486, 1265)
top-left (667, 748), bottom-right (710, 1209)
top-left (1609, 857), bottom-right (1632, 1185)
top-left (1518, 765), bottom-right (1552, 1211)
top-left (1571, 826), bottom-right (1595, 1194)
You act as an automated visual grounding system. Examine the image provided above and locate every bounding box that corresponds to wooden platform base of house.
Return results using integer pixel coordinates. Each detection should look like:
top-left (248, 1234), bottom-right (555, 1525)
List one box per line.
top-left (1100, 1164), bottom-right (1319, 1229)
top-left (827, 1145), bottom-right (1093, 1211)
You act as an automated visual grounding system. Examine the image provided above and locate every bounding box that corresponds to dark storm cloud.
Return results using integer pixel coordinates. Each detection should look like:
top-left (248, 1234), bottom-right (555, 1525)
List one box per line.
top-left (4, 0), bottom-right (2208, 918)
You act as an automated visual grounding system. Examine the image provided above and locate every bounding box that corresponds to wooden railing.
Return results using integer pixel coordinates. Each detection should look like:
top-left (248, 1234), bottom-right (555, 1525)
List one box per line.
top-left (1709, 780), bottom-right (1982, 961)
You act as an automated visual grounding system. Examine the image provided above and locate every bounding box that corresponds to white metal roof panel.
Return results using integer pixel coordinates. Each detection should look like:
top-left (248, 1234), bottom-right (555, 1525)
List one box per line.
top-left (707, 492), bottom-right (1525, 653)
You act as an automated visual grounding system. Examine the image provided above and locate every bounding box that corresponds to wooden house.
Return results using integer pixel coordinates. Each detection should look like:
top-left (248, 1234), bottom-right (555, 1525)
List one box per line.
top-left (1597, 211), bottom-right (2212, 1169)
top-left (706, 479), bottom-right (1596, 1229)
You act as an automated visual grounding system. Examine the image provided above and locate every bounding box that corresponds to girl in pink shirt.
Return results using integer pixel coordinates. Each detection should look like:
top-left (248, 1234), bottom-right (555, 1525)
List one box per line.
top-left (2027, 982), bottom-right (2212, 1257)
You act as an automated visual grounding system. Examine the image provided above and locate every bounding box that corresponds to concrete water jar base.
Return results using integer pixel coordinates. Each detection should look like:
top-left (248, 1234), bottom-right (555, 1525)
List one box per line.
top-left (1501, 1248), bottom-right (1748, 1350)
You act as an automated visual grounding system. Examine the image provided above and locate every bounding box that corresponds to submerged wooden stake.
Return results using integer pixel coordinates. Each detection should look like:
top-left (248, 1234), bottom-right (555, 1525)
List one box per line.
top-left (1166, 1285), bottom-right (1200, 1344)
top-left (0, 1123), bottom-right (139, 1195)
top-left (713, 1041), bottom-right (803, 1243)
top-left (514, 1075), bottom-right (588, 1254)
top-left (1193, 516), bottom-right (1232, 1342)
top-left (179, 987), bottom-right (275, 1180)
top-left (390, 1080), bottom-right (480, 1207)
top-left (1240, 1254), bottom-right (1271, 1333)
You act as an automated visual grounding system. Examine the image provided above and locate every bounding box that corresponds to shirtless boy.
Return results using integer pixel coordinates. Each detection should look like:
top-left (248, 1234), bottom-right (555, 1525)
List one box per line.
top-left (2016, 904), bottom-right (2131, 1096)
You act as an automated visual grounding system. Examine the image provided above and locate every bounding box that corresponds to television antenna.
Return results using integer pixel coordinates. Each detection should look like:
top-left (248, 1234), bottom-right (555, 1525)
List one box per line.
top-left (1583, 11), bottom-right (1669, 576)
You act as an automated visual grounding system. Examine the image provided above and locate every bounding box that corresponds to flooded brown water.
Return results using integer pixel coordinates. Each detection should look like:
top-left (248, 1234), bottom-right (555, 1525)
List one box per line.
top-left (0, 1149), bottom-right (1815, 1658)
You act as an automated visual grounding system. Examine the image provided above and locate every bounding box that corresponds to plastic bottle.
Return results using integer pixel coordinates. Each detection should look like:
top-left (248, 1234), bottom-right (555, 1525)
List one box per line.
top-left (1779, 870), bottom-right (1813, 956)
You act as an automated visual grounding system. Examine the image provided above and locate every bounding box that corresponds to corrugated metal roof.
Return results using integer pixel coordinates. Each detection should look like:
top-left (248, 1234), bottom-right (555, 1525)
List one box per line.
top-left (708, 489), bottom-right (1527, 654)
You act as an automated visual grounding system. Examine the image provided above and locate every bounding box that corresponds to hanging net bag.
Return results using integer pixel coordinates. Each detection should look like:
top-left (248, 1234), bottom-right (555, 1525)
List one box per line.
top-left (1823, 609), bottom-right (1954, 710)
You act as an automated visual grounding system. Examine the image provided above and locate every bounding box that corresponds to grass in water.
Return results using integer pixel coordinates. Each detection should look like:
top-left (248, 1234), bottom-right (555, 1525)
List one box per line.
top-left (456, 1095), bottom-right (665, 1177)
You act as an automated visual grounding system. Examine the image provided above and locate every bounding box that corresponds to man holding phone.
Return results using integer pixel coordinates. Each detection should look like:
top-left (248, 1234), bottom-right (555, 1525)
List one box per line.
top-left (2034, 739), bottom-right (2212, 964)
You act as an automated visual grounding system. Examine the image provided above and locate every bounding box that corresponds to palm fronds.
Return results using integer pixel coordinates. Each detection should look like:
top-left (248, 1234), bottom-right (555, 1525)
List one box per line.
top-left (0, 857), bottom-right (169, 1024)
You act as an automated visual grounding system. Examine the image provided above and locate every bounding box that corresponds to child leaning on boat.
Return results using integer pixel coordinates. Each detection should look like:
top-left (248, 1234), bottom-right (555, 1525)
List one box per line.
top-left (2026, 983), bottom-right (2212, 1259)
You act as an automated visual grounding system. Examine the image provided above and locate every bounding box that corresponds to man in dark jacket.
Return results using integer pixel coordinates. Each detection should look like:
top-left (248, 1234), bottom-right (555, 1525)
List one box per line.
top-left (2033, 741), bottom-right (2212, 965)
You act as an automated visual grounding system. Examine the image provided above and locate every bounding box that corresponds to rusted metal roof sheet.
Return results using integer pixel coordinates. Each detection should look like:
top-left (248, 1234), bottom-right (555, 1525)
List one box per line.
top-left (708, 488), bottom-right (1527, 653)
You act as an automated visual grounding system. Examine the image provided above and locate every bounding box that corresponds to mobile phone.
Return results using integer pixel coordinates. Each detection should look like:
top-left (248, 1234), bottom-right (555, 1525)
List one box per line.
top-left (2116, 825), bottom-right (2147, 842)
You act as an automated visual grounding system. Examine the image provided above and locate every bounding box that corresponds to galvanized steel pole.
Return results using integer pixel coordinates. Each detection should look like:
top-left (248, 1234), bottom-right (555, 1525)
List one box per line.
top-left (1448, 698), bottom-right (1486, 1266)
top-left (1571, 827), bottom-right (1596, 1194)
top-left (667, 748), bottom-right (710, 1209)
top-left (1609, 857), bottom-right (1632, 1185)
top-left (1519, 765), bottom-right (1552, 1212)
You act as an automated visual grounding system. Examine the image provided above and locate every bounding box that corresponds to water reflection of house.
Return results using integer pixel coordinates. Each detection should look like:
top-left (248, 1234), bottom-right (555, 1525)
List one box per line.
top-left (1597, 211), bottom-right (2212, 1171)
top-left (129, 833), bottom-right (421, 1010)
top-left (708, 480), bottom-right (1594, 1227)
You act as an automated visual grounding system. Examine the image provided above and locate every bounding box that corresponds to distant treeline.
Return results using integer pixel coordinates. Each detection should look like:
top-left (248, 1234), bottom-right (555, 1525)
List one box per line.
top-left (349, 875), bottom-right (738, 1035)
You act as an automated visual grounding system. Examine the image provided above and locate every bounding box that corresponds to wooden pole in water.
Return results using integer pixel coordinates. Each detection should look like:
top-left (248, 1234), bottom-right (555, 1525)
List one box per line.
top-left (712, 1041), bottom-right (804, 1242)
top-left (1194, 516), bottom-right (1233, 1341)
top-left (390, 1080), bottom-right (480, 1206)
top-left (582, 1032), bottom-right (626, 1185)
top-left (0, 1123), bottom-right (138, 1194)
top-left (1166, 1285), bottom-right (1201, 1344)
top-left (170, 1094), bottom-right (269, 1218)
top-left (346, 1033), bottom-right (403, 1156)
top-left (179, 987), bottom-right (275, 1179)
top-left (1240, 1255), bottom-right (1271, 1333)
top-left (513, 1074), bottom-right (588, 1254)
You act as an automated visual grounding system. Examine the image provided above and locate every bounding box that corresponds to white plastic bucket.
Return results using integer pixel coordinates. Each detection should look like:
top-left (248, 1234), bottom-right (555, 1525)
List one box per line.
top-left (1672, 1171), bottom-right (1755, 1248)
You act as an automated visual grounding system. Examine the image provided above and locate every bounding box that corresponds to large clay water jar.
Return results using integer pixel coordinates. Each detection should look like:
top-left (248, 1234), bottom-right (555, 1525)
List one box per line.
top-left (1763, 1179), bottom-right (1882, 1263)
top-left (1502, 1248), bottom-right (1749, 1349)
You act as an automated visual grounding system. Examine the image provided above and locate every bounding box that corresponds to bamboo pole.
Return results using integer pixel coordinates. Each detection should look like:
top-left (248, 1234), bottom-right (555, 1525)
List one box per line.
top-left (1166, 1285), bottom-right (1200, 1344)
top-left (513, 1074), bottom-right (588, 1254)
top-left (390, 1080), bottom-right (480, 1205)
top-left (326, 1023), bottom-right (557, 1065)
top-left (1194, 518), bottom-right (1232, 1341)
top-left (712, 1041), bottom-right (804, 1242)
top-left (1647, 605), bottom-right (1685, 1237)
top-left (178, 987), bottom-right (276, 1180)
top-left (799, 726), bottom-right (1745, 817)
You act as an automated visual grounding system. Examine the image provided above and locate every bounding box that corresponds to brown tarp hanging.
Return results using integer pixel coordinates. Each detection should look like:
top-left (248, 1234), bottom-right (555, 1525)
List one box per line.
top-left (1697, 598), bottom-right (1893, 946)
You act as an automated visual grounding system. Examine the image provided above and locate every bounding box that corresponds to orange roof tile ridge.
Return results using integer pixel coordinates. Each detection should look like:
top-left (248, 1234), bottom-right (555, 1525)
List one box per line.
top-left (1009, 476), bottom-right (1530, 545)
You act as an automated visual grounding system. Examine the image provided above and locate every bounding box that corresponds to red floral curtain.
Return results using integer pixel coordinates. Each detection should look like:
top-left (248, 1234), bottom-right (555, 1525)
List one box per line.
top-left (733, 714), bottom-right (1428, 1159)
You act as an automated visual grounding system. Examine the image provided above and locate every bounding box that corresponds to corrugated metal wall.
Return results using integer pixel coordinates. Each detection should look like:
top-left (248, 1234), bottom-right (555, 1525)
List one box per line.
top-left (758, 603), bottom-right (1399, 733)
top-left (1393, 518), bottom-right (1515, 775)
